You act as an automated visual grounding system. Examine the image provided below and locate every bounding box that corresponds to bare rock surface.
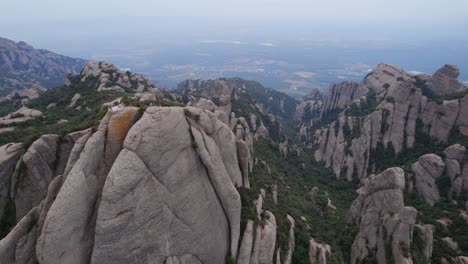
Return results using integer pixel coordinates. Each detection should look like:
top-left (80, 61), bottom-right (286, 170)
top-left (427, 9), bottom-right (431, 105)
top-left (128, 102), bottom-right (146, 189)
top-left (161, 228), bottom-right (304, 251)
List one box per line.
top-left (0, 143), bottom-right (22, 221)
top-left (349, 167), bottom-right (417, 264)
top-left (309, 238), bottom-right (331, 264)
top-left (427, 64), bottom-right (466, 96)
top-left (412, 154), bottom-right (446, 205)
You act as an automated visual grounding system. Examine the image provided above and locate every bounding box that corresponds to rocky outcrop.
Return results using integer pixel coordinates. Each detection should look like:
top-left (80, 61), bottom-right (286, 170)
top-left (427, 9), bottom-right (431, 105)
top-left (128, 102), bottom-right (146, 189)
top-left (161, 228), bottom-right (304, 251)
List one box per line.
top-left (0, 106), bottom-right (43, 125)
top-left (178, 79), bottom-right (236, 117)
top-left (421, 100), bottom-right (460, 142)
top-left (320, 81), bottom-right (362, 118)
top-left (443, 144), bottom-right (466, 200)
top-left (296, 100), bottom-right (322, 141)
top-left (427, 64), bottom-right (466, 96)
top-left (414, 224), bottom-right (433, 263)
top-left (0, 143), bottom-right (22, 222)
top-left (80, 61), bottom-right (154, 93)
top-left (281, 215), bottom-right (295, 264)
top-left (3, 84), bottom-right (45, 102)
top-left (412, 154), bottom-right (446, 206)
top-left (233, 116), bottom-right (254, 188)
top-left (313, 64), bottom-right (467, 179)
top-left (12, 134), bottom-right (60, 221)
top-left (237, 220), bottom-right (255, 264)
top-left (250, 211), bottom-right (277, 264)
top-left (411, 145), bottom-right (467, 205)
top-left (348, 167), bottom-right (417, 264)
top-left (309, 238), bottom-right (331, 264)
top-left (0, 106), bottom-right (247, 264)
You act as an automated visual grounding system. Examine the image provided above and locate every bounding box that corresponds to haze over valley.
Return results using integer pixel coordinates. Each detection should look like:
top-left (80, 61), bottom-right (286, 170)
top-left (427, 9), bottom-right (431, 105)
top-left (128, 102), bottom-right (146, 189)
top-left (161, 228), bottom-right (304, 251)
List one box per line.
top-left (2, 17), bottom-right (467, 97)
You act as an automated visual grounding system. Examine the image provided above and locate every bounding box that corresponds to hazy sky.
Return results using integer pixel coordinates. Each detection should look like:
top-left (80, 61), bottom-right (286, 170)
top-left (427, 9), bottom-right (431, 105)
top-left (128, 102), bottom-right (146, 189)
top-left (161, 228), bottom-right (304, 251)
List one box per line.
top-left (3, 0), bottom-right (468, 22)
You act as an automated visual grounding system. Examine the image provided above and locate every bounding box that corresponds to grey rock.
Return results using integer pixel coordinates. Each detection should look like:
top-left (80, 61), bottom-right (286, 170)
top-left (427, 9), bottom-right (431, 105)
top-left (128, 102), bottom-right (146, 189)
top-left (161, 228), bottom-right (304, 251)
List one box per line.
top-left (320, 81), bottom-right (360, 118)
top-left (0, 143), bottom-right (22, 220)
top-left (454, 256), bottom-right (468, 264)
top-left (12, 134), bottom-right (60, 221)
top-left (237, 220), bottom-right (255, 264)
top-left (36, 108), bottom-right (136, 264)
top-left (412, 154), bottom-right (446, 205)
top-left (441, 237), bottom-right (460, 252)
top-left (256, 211), bottom-right (277, 264)
top-left (237, 140), bottom-right (252, 188)
top-left (427, 64), bottom-right (466, 96)
top-left (444, 144), bottom-right (466, 162)
top-left (271, 184), bottom-right (278, 205)
top-left (89, 107), bottom-right (241, 264)
top-left (421, 100), bottom-right (460, 143)
top-left (0, 206), bottom-right (41, 264)
top-left (414, 224), bottom-right (433, 262)
top-left (349, 167), bottom-right (417, 264)
top-left (282, 215), bottom-right (295, 264)
top-left (309, 238), bottom-right (331, 264)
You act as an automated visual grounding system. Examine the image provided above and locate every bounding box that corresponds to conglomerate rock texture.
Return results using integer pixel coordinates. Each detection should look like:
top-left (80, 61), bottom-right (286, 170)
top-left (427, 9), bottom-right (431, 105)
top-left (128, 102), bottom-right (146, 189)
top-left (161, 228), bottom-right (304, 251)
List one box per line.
top-left (0, 106), bottom-right (246, 264)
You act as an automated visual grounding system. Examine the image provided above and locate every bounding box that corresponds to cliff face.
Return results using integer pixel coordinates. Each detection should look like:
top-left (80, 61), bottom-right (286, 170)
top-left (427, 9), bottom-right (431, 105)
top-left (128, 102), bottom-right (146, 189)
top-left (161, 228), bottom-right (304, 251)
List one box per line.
top-left (0, 37), bottom-right (85, 93)
top-left (309, 64), bottom-right (468, 180)
top-left (348, 167), bottom-right (418, 264)
top-left (0, 106), bottom-right (246, 264)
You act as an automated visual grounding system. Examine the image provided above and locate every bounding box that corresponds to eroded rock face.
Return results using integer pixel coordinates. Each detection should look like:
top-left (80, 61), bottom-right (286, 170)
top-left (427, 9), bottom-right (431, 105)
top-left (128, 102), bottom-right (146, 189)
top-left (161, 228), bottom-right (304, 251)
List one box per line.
top-left (309, 238), bottom-right (331, 264)
top-left (12, 134), bottom-right (60, 221)
top-left (443, 144), bottom-right (467, 200)
top-left (427, 64), bottom-right (466, 96)
top-left (7, 106), bottom-right (241, 264)
top-left (237, 220), bottom-right (255, 264)
top-left (412, 154), bottom-right (446, 206)
top-left (313, 64), bottom-right (467, 180)
top-left (321, 81), bottom-right (362, 118)
top-left (4, 84), bottom-right (45, 101)
top-left (281, 215), bottom-right (295, 264)
top-left (80, 61), bottom-right (155, 93)
top-left (250, 211), bottom-right (277, 264)
top-left (0, 143), bottom-right (22, 221)
top-left (349, 167), bottom-right (417, 264)
top-left (414, 224), bottom-right (433, 263)
top-left (178, 79), bottom-right (236, 118)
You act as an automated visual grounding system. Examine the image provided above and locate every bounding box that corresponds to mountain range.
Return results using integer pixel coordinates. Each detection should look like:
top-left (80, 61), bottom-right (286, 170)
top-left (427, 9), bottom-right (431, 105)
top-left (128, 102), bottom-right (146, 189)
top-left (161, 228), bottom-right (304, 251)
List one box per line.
top-left (0, 37), bottom-right (85, 96)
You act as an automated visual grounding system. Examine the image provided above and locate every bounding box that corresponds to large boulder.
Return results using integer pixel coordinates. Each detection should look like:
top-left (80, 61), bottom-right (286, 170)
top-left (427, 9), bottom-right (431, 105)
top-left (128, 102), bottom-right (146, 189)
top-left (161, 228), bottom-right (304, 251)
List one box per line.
top-left (89, 107), bottom-right (241, 264)
top-left (427, 64), bottom-right (466, 96)
top-left (309, 238), bottom-right (331, 264)
top-left (0, 106), bottom-right (246, 264)
top-left (0, 143), bottom-right (22, 223)
top-left (349, 167), bottom-right (417, 264)
top-left (412, 154), bottom-right (446, 205)
top-left (250, 211), bottom-right (277, 264)
top-left (12, 134), bottom-right (60, 221)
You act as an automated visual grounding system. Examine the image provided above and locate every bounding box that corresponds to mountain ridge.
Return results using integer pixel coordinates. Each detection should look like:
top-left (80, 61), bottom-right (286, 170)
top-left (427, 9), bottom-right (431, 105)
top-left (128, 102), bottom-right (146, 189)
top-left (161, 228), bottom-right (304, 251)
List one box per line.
top-left (0, 59), bottom-right (467, 264)
top-left (0, 37), bottom-right (85, 95)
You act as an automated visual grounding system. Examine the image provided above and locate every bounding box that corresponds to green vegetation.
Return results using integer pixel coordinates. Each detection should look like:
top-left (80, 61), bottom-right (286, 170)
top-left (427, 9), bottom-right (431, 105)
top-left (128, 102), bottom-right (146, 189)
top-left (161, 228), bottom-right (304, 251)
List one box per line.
top-left (0, 172), bottom-right (17, 238)
top-left (247, 139), bottom-right (357, 263)
top-left (405, 197), bottom-right (468, 261)
top-left (414, 76), bottom-right (435, 99)
top-left (0, 98), bottom-right (22, 117)
top-left (345, 90), bottom-right (377, 117)
top-left (225, 255), bottom-right (236, 264)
